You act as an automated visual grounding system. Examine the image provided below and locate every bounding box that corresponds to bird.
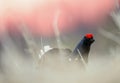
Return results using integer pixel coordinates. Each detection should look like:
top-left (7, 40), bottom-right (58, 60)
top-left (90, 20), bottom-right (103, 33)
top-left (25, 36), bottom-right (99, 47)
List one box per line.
top-left (72, 33), bottom-right (95, 63)
top-left (41, 33), bottom-right (95, 65)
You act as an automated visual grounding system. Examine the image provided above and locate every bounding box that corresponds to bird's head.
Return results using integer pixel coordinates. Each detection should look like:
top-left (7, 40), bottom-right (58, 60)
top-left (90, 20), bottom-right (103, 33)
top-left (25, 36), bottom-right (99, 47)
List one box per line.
top-left (84, 33), bottom-right (95, 45)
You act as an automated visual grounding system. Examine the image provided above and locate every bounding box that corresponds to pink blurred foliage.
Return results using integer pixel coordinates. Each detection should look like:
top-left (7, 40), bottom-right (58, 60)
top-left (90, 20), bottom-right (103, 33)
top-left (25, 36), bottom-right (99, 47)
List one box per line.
top-left (0, 0), bottom-right (116, 36)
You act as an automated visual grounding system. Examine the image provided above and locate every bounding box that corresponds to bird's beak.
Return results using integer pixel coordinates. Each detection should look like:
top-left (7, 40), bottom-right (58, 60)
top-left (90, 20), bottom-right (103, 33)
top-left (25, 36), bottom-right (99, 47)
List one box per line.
top-left (90, 38), bottom-right (95, 43)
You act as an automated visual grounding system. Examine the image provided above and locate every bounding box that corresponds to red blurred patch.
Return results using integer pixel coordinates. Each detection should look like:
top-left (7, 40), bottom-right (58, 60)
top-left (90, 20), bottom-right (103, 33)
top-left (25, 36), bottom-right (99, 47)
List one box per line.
top-left (85, 33), bottom-right (93, 39)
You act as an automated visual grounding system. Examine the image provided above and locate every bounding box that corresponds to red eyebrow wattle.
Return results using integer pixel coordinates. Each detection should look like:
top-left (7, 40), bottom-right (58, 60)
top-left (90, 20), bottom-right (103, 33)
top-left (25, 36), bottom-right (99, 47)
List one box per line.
top-left (85, 34), bottom-right (93, 38)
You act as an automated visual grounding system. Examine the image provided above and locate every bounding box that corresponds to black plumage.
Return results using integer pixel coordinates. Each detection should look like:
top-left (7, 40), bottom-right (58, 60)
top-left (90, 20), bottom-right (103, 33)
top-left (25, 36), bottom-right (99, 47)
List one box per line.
top-left (42, 34), bottom-right (95, 64)
top-left (72, 34), bottom-right (95, 63)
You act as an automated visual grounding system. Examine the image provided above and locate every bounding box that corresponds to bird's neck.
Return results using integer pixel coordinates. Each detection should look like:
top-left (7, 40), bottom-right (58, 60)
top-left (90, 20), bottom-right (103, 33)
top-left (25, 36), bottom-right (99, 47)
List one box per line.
top-left (72, 40), bottom-right (91, 63)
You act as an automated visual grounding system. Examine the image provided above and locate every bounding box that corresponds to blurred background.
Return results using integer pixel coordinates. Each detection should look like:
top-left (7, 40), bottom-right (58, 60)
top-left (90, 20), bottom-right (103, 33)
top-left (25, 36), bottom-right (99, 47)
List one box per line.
top-left (0, 0), bottom-right (120, 83)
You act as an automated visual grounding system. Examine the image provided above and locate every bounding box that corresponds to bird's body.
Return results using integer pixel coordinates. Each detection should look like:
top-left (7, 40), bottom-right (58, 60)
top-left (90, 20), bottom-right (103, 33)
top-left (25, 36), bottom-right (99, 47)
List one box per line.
top-left (42, 33), bottom-right (95, 65)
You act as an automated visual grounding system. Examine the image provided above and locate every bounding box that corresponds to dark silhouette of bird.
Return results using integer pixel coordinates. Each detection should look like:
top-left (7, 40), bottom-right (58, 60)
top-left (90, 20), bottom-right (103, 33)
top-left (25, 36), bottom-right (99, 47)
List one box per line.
top-left (72, 33), bottom-right (95, 63)
top-left (42, 33), bottom-right (95, 65)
